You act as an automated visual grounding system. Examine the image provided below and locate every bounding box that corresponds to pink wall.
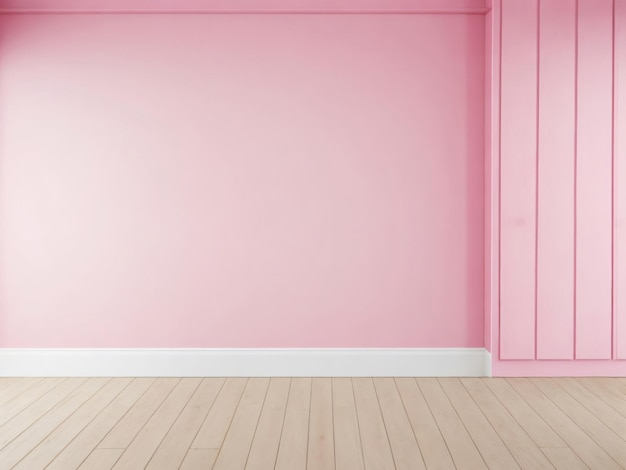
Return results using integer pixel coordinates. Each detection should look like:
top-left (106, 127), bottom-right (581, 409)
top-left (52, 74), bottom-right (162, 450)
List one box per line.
top-left (484, 8), bottom-right (493, 353)
top-left (618, 0), bottom-right (626, 359)
top-left (493, 0), bottom-right (626, 374)
top-left (0, 12), bottom-right (485, 348)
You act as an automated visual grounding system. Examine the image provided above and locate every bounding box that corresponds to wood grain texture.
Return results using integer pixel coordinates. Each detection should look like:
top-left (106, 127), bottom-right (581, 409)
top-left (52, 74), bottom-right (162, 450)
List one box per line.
top-left (353, 378), bottom-right (395, 470)
top-left (0, 378), bottom-right (108, 468)
top-left (180, 448), bottom-right (218, 469)
top-left (78, 449), bottom-right (124, 470)
top-left (395, 377), bottom-right (455, 470)
top-left (530, 378), bottom-right (626, 467)
top-left (332, 377), bottom-right (365, 470)
top-left (247, 378), bottom-right (291, 470)
top-left (13, 378), bottom-right (131, 469)
top-left (373, 378), bottom-right (425, 470)
top-left (439, 378), bottom-right (519, 469)
top-left (212, 378), bottom-right (269, 470)
top-left (483, 378), bottom-right (564, 447)
top-left (113, 378), bottom-right (202, 469)
top-left (508, 378), bottom-right (621, 469)
top-left (0, 378), bottom-right (66, 427)
top-left (275, 377), bottom-right (312, 470)
top-left (48, 378), bottom-right (155, 470)
top-left (191, 377), bottom-right (247, 449)
top-left (0, 378), bottom-right (87, 450)
top-left (461, 378), bottom-right (554, 469)
top-left (146, 378), bottom-right (225, 469)
top-left (0, 378), bottom-right (44, 407)
top-left (0, 377), bottom-right (623, 469)
top-left (577, 378), bottom-right (626, 418)
top-left (98, 378), bottom-right (179, 449)
top-left (416, 378), bottom-right (487, 469)
top-left (542, 447), bottom-right (589, 470)
top-left (551, 378), bottom-right (626, 440)
top-left (307, 378), bottom-right (335, 470)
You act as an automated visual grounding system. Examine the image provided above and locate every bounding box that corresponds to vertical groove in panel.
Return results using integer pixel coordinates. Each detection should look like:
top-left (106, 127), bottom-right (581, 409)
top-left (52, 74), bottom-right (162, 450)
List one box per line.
top-left (575, 0), bottom-right (614, 359)
top-left (534, 0), bottom-right (540, 361)
top-left (493, 0), bottom-right (502, 362)
top-left (499, 0), bottom-right (538, 359)
top-left (573, 0), bottom-right (579, 360)
top-left (616, 0), bottom-right (626, 359)
top-left (536, 0), bottom-right (576, 360)
top-left (498, 0), bottom-right (503, 360)
top-left (608, 0), bottom-right (616, 361)
top-left (485, 9), bottom-right (492, 354)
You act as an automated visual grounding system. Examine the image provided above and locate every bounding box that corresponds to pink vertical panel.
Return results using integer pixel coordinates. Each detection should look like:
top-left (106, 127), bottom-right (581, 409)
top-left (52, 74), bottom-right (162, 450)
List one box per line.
top-left (490, 0), bottom-right (502, 359)
top-left (576, 0), bottom-right (614, 359)
top-left (536, 0), bottom-right (576, 359)
top-left (616, 0), bottom-right (626, 359)
top-left (499, 0), bottom-right (538, 359)
top-left (485, 9), bottom-right (493, 352)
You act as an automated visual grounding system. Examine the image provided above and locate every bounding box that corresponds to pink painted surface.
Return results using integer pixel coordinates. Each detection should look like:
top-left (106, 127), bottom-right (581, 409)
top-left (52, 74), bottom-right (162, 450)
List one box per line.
top-left (0, 14), bottom-right (485, 348)
top-left (494, 0), bottom-right (626, 372)
top-left (536, 0), bottom-right (575, 360)
top-left (484, 8), bottom-right (492, 353)
top-left (575, 0), bottom-right (613, 360)
top-left (617, 0), bottom-right (626, 360)
top-left (492, 359), bottom-right (626, 377)
top-left (0, 0), bottom-right (489, 13)
top-left (499, 0), bottom-right (537, 360)
top-left (488, 0), bottom-right (501, 359)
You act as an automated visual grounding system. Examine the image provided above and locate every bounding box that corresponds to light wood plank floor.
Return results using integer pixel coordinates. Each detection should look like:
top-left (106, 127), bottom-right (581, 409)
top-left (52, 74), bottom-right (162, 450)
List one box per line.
top-left (0, 377), bottom-right (624, 469)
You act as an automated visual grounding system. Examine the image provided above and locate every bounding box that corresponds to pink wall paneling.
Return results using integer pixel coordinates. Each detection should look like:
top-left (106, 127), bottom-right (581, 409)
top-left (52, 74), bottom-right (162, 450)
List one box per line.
top-left (495, 0), bottom-right (626, 370)
top-left (485, 0), bottom-right (501, 358)
top-left (499, 0), bottom-right (538, 360)
top-left (575, 0), bottom-right (614, 359)
top-left (492, 358), bottom-right (626, 377)
top-left (496, 0), bottom-right (625, 366)
top-left (616, 0), bottom-right (626, 359)
top-left (484, 7), bottom-right (493, 353)
top-left (0, 0), bottom-right (489, 13)
top-left (0, 13), bottom-right (485, 348)
top-left (536, 0), bottom-right (576, 360)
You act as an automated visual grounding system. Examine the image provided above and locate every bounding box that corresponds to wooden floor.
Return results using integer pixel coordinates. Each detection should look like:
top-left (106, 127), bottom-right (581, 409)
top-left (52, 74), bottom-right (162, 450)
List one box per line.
top-left (0, 378), bottom-right (624, 469)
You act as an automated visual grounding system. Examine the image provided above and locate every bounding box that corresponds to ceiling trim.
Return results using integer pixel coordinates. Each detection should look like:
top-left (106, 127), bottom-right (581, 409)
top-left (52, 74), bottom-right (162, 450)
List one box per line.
top-left (0, 0), bottom-right (489, 14)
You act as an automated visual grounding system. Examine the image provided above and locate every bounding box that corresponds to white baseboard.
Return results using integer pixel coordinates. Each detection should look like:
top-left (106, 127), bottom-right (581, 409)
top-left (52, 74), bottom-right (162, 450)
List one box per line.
top-left (0, 348), bottom-right (491, 377)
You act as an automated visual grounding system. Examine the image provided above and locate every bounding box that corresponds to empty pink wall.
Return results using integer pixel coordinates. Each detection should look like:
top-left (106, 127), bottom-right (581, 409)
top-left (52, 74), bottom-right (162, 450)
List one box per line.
top-left (494, 0), bottom-right (626, 374)
top-left (0, 13), bottom-right (485, 348)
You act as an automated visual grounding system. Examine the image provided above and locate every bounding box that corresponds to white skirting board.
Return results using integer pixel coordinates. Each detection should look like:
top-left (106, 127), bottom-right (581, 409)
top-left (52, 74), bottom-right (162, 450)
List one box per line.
top-left (0, 348), bottom-right (492, 377)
